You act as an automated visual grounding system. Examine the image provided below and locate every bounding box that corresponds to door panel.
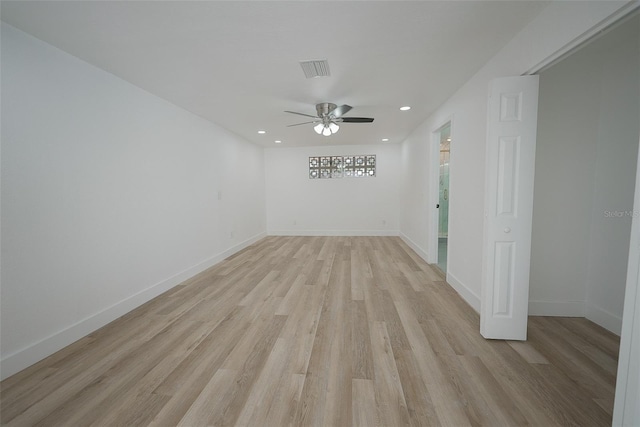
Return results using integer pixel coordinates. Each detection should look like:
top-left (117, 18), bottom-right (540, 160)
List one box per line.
top-left (496, 136), bottom-right (519, 216)
top-left (481, 76), bottom-right (539, 340)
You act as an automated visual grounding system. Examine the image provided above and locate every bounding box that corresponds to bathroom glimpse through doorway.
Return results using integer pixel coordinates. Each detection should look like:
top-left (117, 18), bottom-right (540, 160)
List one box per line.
top-left (437, 122), bottom-right (451, 273)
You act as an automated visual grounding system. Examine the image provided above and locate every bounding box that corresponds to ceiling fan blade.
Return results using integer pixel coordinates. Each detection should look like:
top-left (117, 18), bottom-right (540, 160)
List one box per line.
top-left (287, 120), bottom-right (319, 127)
top-left (331, 104), bottom-right (352, 118)
top-left (340, 117), bottom-right (374, 123)
top-left (284, 110), bottom-right (318, 119)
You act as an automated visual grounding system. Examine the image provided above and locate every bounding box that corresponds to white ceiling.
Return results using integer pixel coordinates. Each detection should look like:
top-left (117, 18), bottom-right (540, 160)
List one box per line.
top-left (1, 1), bottom-right (548, 148)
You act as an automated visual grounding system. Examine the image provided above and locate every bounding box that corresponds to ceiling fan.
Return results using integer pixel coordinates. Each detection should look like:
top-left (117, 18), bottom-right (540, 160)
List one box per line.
top-left (285, 103), bottom-right (374, 136)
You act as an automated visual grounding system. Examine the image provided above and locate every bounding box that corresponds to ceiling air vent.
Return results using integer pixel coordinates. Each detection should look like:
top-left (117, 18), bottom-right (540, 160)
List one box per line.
top-left (299, 59), bottom-right (331, 78)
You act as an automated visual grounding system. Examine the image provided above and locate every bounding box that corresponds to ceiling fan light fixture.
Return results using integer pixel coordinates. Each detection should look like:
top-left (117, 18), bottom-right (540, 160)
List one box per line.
top-left (285, 103), bottom-right (372, 136)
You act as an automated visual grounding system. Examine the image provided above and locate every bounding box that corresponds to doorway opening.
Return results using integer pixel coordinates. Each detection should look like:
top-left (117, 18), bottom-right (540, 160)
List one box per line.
top-left (529, 13), bottom-right (639, 334)
top-left (437, 122), bottom-right (451, 273)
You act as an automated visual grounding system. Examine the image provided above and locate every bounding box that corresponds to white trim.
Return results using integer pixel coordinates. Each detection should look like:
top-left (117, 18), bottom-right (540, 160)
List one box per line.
top-left (0, 231), bottom-right (267, 380)
top-left (401, 232), bottom-right (480, 314)
top-left (447, 271), bottom-right (481, 313)
top-left (585, 304), bottom-right (622, 336)
top-left (525, 301), bottom-right (622, 335)
top-left (613, 258), bottom-right (640, 425)
top-left (268, 229), bottom-right (399, 237)
top-left (613, 132), bottom-right (640, 425)
top-left (399, 232), bottom-right (430, 262)
top-left (528, 300), bottom-right (586, 317)
top-left (526, 1), bottom-right (640, 75)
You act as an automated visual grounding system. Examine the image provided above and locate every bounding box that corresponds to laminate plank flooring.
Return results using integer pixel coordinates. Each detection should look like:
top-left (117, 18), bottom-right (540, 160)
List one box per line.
top-left (1, 236), bottom-right (620, 426)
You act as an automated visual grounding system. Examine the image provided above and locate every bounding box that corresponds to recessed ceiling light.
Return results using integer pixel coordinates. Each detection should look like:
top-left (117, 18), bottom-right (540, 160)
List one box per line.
top-left (399, 106), bottom-right (411, 111)
top-left (275, 140), bottom-right (282, 144)
top-left (258, 130), bottom-right (266, 134)
top-left (382, 138), bottom-right (389, 142)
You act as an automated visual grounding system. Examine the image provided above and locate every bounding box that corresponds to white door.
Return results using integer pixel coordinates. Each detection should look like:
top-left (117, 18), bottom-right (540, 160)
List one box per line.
top-left (480, 76), bottom-right (539, 340)
top-left (612, 134), bottom-right (640, 426)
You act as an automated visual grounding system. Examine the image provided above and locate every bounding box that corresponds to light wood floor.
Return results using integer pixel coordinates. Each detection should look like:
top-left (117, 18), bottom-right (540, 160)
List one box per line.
top-left (1, 236), bottom-right (620, 426)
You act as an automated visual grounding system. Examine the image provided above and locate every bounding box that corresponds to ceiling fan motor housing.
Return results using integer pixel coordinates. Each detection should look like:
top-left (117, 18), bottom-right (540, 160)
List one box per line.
top-left (316, 103), bottom-right (337, 117)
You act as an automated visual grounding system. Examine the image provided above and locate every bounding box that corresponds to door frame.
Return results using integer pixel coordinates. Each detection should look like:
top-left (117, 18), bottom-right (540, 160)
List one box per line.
top-left (613, 132), bottom-right (640, 425)
top-left (429, 117), bottom-right (454, 270)
top-left (481, 5), bottom-right (640, 423)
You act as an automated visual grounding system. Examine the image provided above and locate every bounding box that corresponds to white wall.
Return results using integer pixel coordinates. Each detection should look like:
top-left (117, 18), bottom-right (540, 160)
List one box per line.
top-left (0, 24), bottom-right (266, 379)
top-left (265, 144), bottom-right (400, 235)
top-left (399, 1), bottom-right (636, 312)
top-left (530, 15), bottom-right (640, 334)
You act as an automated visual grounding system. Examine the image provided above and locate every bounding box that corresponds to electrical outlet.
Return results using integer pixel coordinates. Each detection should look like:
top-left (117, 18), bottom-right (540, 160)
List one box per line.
top-left (293, 219), bottom-right (297, 225)
top-left (230, 231), bottom-right (234, 239)
top-left (382, 219), bottom-right (387, 226)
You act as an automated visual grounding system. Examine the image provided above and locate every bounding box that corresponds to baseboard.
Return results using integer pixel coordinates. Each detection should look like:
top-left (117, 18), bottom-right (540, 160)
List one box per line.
top-left (528, 300), bottom-right (586, 317)
top-left (399, 232), bottom-right (430, 262)
top-left (268, 229), bottom-right (400, 236)
top-left (220, 232), bottom-right (267, 260)
top-left (586, 304), bottom-right (622, 336)
top-left (446, 272), bottom-right (481, 313)
top-left (0, 231), bottom-right (267, 381)
top-left (397, 233), bottom-right (479, 313)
